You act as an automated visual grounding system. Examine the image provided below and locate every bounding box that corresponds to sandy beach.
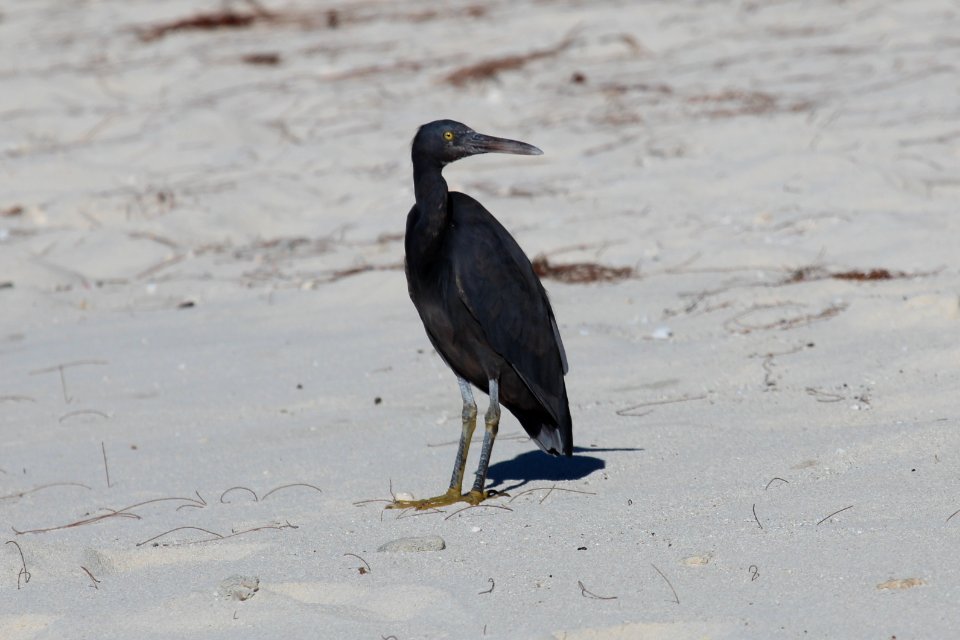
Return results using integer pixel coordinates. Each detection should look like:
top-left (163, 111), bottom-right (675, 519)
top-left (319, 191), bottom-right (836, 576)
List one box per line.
top-left (2, 1), bottom-right (959, 637)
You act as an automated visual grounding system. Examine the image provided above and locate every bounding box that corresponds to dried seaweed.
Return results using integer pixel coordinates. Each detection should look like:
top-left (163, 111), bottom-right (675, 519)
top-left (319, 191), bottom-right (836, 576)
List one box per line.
top-left (687, 89), bottom-right (813, 118)
top-left (138, 10), bottom-right (269, 42)
top-left (241, 52), bottom-right (281, 66)
top-left (724, 302), bottom-right (847, 334)
top-left (326, 263), bottom-right (403, 283)
top-left (785, 266), bottom-right (910, 284)
top-left (531, 255), bottom-right (633, 284)
top-left (831, 268), bottom-right (901, 281)
top-left (138, 4), bottom-right (490, 45)
top-left (444, 37), bottom-right (573, 86)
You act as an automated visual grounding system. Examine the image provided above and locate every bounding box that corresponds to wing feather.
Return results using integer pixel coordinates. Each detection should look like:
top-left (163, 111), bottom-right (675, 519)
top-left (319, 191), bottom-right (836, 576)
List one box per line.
top-left (447, 193), bottom-right (568, 424)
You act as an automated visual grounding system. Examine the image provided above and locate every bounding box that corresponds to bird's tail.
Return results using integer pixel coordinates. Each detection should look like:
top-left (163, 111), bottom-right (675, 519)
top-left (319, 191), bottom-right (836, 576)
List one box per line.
top-left (514, 404), bottom-right (573, 457)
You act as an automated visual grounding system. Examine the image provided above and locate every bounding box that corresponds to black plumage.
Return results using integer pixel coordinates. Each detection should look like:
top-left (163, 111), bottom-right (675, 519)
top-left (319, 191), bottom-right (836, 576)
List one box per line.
top-left (391, 119), bottom-right (572, 509)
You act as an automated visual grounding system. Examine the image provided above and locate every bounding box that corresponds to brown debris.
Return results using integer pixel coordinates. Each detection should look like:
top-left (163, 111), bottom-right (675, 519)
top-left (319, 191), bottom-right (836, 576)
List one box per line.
top-left (688, 89), bottom-right (776, 109)
top-left (324, 5), bottom-right (486, 30)
top-left (444, 38), bottom-right (573, 86)
top-left (532, 255), bottom-right (633, 284)
top-left (877, 578), bottom-right (925, 591)
top-left (784, 266), bottom-right (827, 284)
top-left (600, 82), bottom-right (673, 96)
top-left (687, 89), bottom-right (812, 118)
top-left (785, 266), bottom-right (909, 284)
top-left (406, 5), bottom-right (487, 23)
top-left (137, 9), bottom-right (270, 42)
top-left (725, 301), bottom-right (848, 334)
top-left (139, 5), bottom-right (489, 43)
top-left (242, 52), bottom-right (281, 66)
top-left (232, 236), bottom-right (331, 262)
top-left (1, 205), bottom-right (24, 217)
top-left (832, 268), bottom-right (900, 281)
top-left (324, 60), bottom-right (423, 82)
top-left (327, 263), bottom-right (404, 283)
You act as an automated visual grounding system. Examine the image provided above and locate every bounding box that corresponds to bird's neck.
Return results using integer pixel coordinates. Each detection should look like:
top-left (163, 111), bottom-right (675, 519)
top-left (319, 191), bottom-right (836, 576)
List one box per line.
top-left (414, 157), bottom-right (449, 215)
top-left (411, 157), bottom-right (450, 256)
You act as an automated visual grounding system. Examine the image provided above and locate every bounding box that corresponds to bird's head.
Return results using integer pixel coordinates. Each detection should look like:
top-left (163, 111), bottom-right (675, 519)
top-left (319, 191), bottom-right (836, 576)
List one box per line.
top-left (412, 120), bottom-right (543, 166)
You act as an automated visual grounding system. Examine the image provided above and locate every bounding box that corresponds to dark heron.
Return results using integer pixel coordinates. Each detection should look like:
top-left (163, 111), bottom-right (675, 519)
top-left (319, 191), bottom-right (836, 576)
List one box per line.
top-left (389, 120), bottom-right (572, 510)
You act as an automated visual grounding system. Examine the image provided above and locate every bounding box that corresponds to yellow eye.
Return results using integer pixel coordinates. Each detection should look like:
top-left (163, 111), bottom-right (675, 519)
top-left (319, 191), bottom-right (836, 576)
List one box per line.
top-left (443, 131), bottom-right (454, 141)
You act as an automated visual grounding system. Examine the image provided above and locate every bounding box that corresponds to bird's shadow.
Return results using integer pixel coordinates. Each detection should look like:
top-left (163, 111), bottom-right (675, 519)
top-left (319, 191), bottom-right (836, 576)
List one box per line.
top-left (486, 446), bottom-right (642, 493)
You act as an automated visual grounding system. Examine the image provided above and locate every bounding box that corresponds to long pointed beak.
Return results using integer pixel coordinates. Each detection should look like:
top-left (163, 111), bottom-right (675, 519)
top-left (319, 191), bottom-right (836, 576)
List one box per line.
top-left (466, 132), bottom-right (543, 156)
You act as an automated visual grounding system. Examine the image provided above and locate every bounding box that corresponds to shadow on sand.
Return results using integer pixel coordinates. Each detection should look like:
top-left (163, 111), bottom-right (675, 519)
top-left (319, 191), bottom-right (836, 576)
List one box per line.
top-left (486, 446), bottom-right (643, 493)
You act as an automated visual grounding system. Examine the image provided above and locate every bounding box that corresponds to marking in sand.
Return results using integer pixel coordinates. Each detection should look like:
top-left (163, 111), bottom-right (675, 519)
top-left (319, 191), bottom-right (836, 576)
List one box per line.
top-left (13, 495), bottom-right (206, 535)
top-left (724, 301), bottom-right (848, 335)
top-left (220, 486), bottom-right (259, 503)
top-left (816, 505), bottom-right (854, 526)
top-left (578, 579), bottom-right (617, 600)
top-left (616, 394), bottom-right (708, 417)
top-left (81, 566), bottom-right (101, 589)
top-left (651, 563), bottom-right (680, 605)
top-left (101, 441), bottom-right (111, 488)
top-left (764, 477), bottom-right (790, 490)
top-left (220, 482), bottom-right (323, 504)
top-left (261, 483), bottom-right (323, 500)
top-left (343, 553), bottom-right (371, 575)
top-left (0, 482), bottom-right (92, 503)
top-left (5, 540), bottom-right (31, 589)
top-left (58, 409), bottom-right (111, 423)
top-left (506, 485), bottom-right (597, 505)
top-left (29, 360), bottom-right (108, 404)
top-left (136, 521), bottom-right (299, 547)
top-left (175, 491), bottom-right (208, 511)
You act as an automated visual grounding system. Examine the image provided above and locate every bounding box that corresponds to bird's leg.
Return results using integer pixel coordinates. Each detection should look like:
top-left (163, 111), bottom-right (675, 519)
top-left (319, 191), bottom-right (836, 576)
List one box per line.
top-left (467, 378), bottom-right (501, 502)
top-left (388, 377), bottom-right (479, 510)
top-left (448, 378), bottom-right (479, 491)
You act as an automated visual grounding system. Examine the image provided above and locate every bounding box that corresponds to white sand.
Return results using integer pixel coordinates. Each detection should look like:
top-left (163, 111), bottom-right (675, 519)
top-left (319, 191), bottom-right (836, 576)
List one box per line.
top-left (1, 1), bottom-right (959, 637)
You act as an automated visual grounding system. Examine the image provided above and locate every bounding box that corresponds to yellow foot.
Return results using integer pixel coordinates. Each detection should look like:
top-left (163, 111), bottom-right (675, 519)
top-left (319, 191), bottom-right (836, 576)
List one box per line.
top-left (387, 487), bottom-right (505, 510)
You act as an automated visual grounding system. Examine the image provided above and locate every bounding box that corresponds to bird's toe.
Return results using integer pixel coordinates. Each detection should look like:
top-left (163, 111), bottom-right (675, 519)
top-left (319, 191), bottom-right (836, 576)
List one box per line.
top-left (386, 487), bottom-right (506, 510)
